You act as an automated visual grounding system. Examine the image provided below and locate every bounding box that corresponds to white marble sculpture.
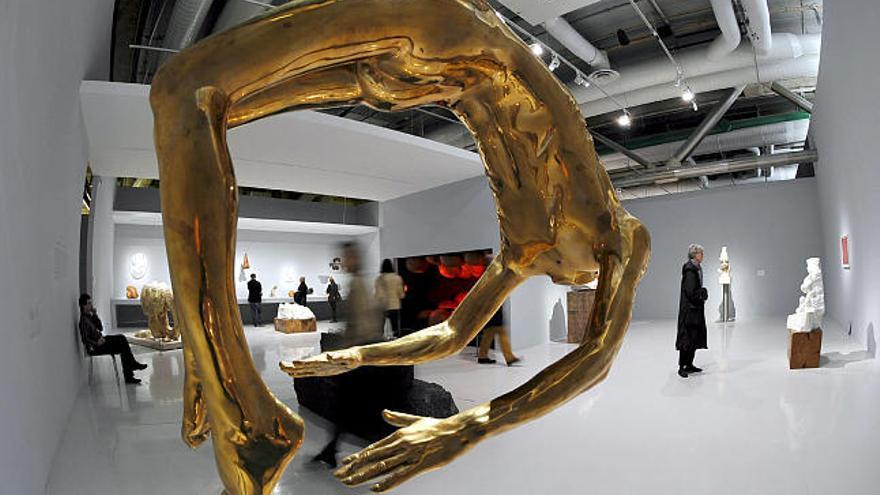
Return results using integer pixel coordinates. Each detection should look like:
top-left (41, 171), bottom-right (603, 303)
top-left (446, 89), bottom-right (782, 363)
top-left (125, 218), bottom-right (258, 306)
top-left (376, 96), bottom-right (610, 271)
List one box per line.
top-left (130, 253), bottom-right (148, 280)
top-left (786, 257), bottom-right (825, 332)
top-left (718, 246), bottom-right (731, 285)
top-left (277, 302), bottom-right (316, 321)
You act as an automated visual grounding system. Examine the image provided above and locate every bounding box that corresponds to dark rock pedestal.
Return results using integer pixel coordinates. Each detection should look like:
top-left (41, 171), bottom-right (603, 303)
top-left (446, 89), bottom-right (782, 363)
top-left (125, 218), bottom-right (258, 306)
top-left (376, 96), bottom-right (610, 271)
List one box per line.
top-left (293, 336), bottom-right (459, 441)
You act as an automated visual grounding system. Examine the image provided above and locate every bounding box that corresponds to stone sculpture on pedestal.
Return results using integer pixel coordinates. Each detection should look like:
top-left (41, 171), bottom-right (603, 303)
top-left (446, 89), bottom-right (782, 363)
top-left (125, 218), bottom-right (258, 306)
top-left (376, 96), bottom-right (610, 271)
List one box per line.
top-left (787, 257), bottom-right (825, 332)
top-left (274, 303), bottom-right (317, 333)
top-left (137, 282), bottom-right (180, 341)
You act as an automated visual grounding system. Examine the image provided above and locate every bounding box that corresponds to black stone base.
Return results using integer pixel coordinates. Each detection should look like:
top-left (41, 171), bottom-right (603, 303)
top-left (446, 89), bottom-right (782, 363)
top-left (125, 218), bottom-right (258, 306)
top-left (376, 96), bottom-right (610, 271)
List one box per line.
top-left (293, 337), bottom-right (458, 441)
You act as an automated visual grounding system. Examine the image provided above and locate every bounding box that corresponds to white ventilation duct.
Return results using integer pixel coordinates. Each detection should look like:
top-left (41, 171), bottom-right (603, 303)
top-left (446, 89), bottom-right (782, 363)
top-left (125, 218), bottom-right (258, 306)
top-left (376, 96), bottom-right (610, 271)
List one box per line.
top-left (580, 36), bottom-right (819, 116)
top-left (741, 0), bottom-right (773, 56)
top-left (707, 0), bottom-right (741, 60)
top-left (542, 16), bottom-right (609, 69)
top-left (601, 119), bottom-right (810, 171)
top-left (573, 33), bottom-right (817, 105)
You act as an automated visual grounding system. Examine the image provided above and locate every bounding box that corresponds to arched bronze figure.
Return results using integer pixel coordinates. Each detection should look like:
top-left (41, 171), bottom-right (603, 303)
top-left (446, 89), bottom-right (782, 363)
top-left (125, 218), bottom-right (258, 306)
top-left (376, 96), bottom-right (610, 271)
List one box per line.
top-left (150, 1), bottom-right (651, 493)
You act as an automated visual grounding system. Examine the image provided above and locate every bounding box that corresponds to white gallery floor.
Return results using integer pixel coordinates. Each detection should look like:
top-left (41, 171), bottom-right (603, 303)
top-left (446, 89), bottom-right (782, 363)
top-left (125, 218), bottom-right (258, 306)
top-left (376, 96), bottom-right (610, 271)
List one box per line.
top-left (47, 318), bottom-right (879, 495)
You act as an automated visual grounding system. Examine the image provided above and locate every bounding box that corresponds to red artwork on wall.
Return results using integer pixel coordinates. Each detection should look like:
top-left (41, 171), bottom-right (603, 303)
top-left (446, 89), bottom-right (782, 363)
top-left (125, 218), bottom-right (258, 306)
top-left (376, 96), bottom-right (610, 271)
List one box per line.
top-left (841, 235), bottom-right (850, 269)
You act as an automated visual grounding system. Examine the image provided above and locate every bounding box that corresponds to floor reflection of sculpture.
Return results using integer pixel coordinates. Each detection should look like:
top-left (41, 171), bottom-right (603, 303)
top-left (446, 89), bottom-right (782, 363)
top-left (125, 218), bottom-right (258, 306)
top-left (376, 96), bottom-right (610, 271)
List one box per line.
top-left (132, 282), bottom-right (183, 351)
top-left (717, 246), bottom-right (736, 322)
top-left (787, 258), bottom-right (825, 369)
top-left (150, 1), bottom-right (650, 493)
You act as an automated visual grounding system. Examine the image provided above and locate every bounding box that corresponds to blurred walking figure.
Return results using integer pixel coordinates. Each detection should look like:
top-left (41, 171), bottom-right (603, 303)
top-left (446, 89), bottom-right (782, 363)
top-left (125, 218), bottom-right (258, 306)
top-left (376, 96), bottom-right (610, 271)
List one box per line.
top-left (314, 242), bottom-right (383, 467)
top-left (375, 259), bottom-right (405, 338)
top-left (477, 310), bottom-right (519, 366)
top-left (326, 276), bottom-right (341, 323)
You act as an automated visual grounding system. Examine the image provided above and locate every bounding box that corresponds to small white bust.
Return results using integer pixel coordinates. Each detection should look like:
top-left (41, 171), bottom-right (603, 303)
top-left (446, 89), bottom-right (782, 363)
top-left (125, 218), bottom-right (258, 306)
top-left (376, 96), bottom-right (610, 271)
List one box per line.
top-left (718, 246), bottom-right (731, 285)
top-left (786, 257), bottom-right (825, 332)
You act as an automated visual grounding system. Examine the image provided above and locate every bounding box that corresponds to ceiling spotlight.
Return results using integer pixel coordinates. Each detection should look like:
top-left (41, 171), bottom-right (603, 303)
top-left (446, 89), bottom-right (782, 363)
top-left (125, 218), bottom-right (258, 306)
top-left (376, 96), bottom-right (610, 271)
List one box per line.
top-left (530, 43), bottom-right (544, 57)
top-left (548, 54), bottom-right (561, 72)
top-left (681, 87), bottom-right (695, 102)
top-left (691, 101), bottom-right (699, 112)
top-left (574, 72), bottom-right (591, 88)
top-left (616, 112), bottom-right (632, 128)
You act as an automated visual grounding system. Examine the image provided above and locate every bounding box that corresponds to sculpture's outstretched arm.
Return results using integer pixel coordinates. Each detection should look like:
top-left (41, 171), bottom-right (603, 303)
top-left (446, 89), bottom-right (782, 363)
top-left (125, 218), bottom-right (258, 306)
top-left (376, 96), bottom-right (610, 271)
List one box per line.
top-left (281, 256), bottom-right (525, 377)
top-left (336, 215), bottom-right (650, 492)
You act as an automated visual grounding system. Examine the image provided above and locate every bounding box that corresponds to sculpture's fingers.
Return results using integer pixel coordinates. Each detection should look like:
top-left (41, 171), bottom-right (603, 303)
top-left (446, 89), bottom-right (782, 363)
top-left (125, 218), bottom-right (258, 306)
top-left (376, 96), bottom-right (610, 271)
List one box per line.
top-left (370, 465), bottom-right (419, 493)
top-left (382, 410), bottom-right (423, 428)
top-left (337, 442), bottom-right (403, 478)
top-left (340, 452), bottom-right (410, 486)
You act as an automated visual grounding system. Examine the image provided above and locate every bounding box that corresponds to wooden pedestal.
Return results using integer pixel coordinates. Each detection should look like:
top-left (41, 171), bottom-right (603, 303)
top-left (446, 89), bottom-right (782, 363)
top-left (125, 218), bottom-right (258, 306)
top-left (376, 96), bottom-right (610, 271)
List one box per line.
top-left (788, 328), bottom-right (822, 369)
top-left (567, 289), bottom-right (596, 344)
top-left (274, 318), bottom-right (317, 334)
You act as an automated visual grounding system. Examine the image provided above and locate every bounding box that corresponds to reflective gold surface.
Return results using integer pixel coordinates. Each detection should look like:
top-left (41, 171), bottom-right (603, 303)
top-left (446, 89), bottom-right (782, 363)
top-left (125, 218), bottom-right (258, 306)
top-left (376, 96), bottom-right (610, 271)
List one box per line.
top-left (150, 1), bottom-right (650, 493)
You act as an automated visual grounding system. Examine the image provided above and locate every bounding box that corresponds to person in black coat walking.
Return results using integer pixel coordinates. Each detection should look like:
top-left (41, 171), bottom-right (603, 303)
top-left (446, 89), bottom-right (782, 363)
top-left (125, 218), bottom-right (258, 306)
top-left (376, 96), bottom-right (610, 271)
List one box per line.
top-left (676, 243), bottom-right (708, 378)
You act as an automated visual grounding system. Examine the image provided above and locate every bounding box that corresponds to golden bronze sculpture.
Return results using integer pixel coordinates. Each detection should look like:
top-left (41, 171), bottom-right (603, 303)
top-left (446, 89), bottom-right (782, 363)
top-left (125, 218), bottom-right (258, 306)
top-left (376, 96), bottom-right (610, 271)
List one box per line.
top-left (150, 1), bottom-right (651, 494)
top-left (137, 282), bottom-right (180, 341)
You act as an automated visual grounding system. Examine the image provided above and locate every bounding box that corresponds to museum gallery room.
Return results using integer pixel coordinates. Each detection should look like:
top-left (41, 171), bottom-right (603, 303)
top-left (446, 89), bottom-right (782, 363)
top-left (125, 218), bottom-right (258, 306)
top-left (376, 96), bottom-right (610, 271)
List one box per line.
top-left (2, 0), bottom-right (880, 494)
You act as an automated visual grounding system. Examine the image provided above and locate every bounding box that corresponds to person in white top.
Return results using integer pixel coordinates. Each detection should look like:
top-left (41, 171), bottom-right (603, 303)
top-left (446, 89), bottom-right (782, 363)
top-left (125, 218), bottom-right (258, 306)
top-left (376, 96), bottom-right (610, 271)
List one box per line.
top-left (375, 259), bottom-right (406, 338)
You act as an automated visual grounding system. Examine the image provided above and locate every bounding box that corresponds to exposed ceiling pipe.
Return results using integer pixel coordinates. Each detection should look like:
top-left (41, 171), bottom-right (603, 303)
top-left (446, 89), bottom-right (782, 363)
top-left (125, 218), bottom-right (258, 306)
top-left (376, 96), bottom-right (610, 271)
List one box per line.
top-left (770, 81), bottom-right (813, 113)
top-left (707, 0), bottom-right (742, 61)
top-left (591, 132), bottom-right (654, 170)
top-left (741, 0), bottom-right (773, 56)
top-left (601, 119), bottom-right (810, 171)
top-left (542, 17), bottom-right (610, 69)
top-left (613, 149), bottom-right (816, 188)
top-left (161, 0), bottom-right (216, 51)
top-left (581, 52), bottom-right (819, 117)
top-left (668, 85), bottom-right (746, 166)
top-left (572, 33), bottom-right (818, 109)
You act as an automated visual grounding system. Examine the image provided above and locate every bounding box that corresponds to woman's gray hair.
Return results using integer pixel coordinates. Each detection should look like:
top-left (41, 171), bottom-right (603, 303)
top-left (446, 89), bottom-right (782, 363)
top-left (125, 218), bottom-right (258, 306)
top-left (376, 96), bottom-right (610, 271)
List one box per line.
top-left (687, 243), bottom-right (704, 259)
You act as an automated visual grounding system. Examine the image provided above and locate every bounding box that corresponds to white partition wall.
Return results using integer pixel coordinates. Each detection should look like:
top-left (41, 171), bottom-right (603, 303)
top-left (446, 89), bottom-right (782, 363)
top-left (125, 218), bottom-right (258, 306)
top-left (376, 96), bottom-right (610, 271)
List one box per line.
top-left (0, 1), bottom-right (114, 493)
top-left (624, 179), bottom-right (824, 321)
top-left (812, 0), bottom-right (880, 349)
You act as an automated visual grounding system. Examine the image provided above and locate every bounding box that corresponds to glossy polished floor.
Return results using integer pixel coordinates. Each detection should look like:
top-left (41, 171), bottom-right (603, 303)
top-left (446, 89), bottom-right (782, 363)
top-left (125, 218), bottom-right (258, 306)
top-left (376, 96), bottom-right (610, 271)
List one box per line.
top-left (48, 318), bottom-right (879, 495)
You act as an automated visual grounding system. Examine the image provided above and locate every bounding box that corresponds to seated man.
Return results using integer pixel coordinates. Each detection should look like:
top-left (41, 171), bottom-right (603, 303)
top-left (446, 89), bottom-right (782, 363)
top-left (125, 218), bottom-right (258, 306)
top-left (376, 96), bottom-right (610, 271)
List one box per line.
top-left (78, 293), bottom-right (148, 384)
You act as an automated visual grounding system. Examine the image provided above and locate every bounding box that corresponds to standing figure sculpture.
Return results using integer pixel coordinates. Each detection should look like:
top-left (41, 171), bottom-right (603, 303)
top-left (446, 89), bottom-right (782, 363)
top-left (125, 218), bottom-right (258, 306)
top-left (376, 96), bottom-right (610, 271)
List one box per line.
top-left (717, 246), bottom-right (735, 322)
top-left (150, 1), bottom-right (651, 494)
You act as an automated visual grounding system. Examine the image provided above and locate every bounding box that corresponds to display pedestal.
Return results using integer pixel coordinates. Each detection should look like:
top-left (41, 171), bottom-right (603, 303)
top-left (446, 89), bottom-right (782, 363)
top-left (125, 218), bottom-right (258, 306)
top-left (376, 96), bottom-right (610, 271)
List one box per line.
top-left (566, 289), bottom-right (596, 344)
top-left (274, 318), bottom-right (317, 334)
top-left (788, 327), bottom-right (822, 369)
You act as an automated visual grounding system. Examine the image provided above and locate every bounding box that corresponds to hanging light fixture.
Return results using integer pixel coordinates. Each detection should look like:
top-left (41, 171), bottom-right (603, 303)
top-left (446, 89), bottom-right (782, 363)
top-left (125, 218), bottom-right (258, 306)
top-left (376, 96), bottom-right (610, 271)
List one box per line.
top-left (574, 72), bottom-right (590, 88)
top-left (529, 42), bottom-right (544, 56)
top-left (681, 86), bottom-right (695, 102)
top-left (548, 54), bottom-right (561, 72)
top-left (616, 112), bottom-right (632, 128)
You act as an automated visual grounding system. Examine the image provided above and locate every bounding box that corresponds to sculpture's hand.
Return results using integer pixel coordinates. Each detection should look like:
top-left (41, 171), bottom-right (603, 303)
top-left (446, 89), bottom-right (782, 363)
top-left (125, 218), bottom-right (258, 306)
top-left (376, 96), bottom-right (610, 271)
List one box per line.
top-left (279, 347), bottom-right (363, 377)
top-left (335, 409), bottom-right (483, 492)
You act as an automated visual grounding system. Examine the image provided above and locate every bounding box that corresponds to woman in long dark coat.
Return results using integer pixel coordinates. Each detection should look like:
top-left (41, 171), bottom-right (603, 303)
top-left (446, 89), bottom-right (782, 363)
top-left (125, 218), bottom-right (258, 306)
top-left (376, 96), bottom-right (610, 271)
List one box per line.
top-left (677, 243), bottom-right (708, 378)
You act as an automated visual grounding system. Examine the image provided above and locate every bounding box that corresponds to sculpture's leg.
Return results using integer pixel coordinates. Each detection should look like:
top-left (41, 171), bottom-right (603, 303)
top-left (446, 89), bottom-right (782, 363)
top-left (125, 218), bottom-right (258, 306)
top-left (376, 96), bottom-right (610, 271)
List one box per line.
top-left (179, 316), bottom-right (210, 447)
top-left (152, 81), bottom-right (304, 495)
top-left (283, 256), bottom-right (525, 377)
top-left (336, 215), bottom-right (650, 492)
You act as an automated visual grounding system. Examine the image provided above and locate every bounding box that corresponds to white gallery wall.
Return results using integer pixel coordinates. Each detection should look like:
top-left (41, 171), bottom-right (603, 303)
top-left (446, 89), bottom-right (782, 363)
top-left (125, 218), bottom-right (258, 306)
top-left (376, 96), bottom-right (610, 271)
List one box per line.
top-left (811, 0), bottom-right (880, 350)
top-left (380, 176), bottom-right (568, 350)
top-left (381, 175), bottom-right (825, 349)
top-left (114, 224), bottom-right (372, 303)
top-left (624, 178), bottom-right (824, 321)
top-left (0, 0), bottom-right (114, 493)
